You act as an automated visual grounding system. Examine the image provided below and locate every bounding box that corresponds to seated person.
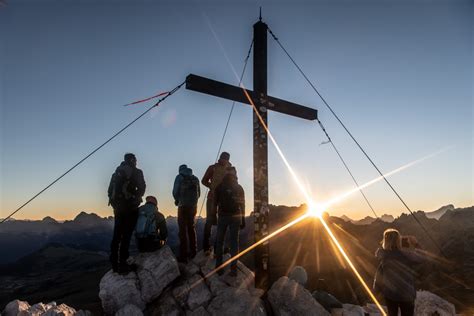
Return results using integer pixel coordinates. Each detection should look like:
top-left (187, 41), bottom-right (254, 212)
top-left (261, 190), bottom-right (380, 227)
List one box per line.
top-left (135, 196), bottom-right (168, 252)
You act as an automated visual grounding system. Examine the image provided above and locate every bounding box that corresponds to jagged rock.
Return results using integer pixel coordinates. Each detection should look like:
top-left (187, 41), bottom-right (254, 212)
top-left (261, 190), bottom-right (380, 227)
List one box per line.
top-left (181, 261), bottom-right (200, 278)
top-left (172, 274), bottom-right (212, 310)
top-left (3, 300), bottom-right (86, 316)
top-left (115, 304), bottom-right (144, 316)
top-left (147, 293), bottom-right (182, 316)
top-left (3, 299), bottom-right (30, 316)
top-left (206, 274), bottom-right (229, 295)
top-left (99, 271), bottom-right (145, 315)
top-left (364, 303), bottom-right (387, 316)
top-left (268, 276), bottom-right (330, 316)
top-left (288, 266), bottom-right (308, 287)
top-left (415, 290), bottom-right (455, 316)
top-left (207, 288), bottom-right (266, 316)
top-left (186, 306), bottom-right (210, 316)
top-left (134, 246), bottom-right (181, 302)
top-left (186, 275), bottom-right (212, 310)
top-left (44, 303), bottom-right (78, 316)
top-left (340, 304), bottom-right (365, 316)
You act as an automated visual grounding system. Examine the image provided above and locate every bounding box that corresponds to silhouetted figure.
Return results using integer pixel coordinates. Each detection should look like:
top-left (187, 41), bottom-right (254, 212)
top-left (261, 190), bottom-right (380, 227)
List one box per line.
top-left (214, 167), bottom-right (245, 276)
top-left (173, 164), bottom-right (200, 262)
top-left (374, 229), bottom-right (424, 316)
top-left (135, 196), bottom-right (167, 252)
top-left (108, 153), bottom-right (146, 274)
top-left (201, 152), bottom-right (232, 254)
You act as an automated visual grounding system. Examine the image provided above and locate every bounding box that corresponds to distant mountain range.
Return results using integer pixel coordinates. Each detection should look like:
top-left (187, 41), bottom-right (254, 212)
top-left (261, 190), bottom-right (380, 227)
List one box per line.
top-left (1, 204), bottom-right (473, 314)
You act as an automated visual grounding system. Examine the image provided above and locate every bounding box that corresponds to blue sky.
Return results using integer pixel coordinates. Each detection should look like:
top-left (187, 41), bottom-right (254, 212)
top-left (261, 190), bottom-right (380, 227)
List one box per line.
top-left (1, 0), bottom-right (472, 220)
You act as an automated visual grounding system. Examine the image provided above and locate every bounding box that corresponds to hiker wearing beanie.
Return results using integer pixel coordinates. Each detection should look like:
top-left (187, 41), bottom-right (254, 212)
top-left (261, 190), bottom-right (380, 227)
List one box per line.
top-left (201, 152), bottom-right (232, 254)
top-left (173, 164), bottom-right (200, 262)
top-left (107, 153), bottom-right (146, 274)
top-left (135, 196), bottom-right (168, 253)
top-left (214, 166), bottom-right (245, 276)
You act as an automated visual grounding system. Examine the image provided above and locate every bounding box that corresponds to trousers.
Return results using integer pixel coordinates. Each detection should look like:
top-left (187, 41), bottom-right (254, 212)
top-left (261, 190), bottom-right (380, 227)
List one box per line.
top-left (110, 204), bottom-right (138, 265)
top-left (215, 214), bottom-right (240, 269)
top-left (178, 205), bottom-right (197, 260)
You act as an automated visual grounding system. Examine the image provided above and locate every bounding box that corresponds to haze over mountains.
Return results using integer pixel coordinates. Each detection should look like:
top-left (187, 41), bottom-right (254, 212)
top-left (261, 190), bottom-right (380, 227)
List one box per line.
top-left (1, 204), bottom-right (473, 314)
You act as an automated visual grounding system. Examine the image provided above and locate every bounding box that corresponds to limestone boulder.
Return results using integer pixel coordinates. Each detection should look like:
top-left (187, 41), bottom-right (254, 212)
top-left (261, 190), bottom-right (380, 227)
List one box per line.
top-left (99, 271), bottom-right (145, 315)
top-left (207, 288), bottom-right (266, 316)
top-left (115, 304), bottom-right (143, 316)
top-left (287, 266), bottom-right (308, 287)
top-left (415, 290), bottom-right (455, 316)
top-left (340, 304), bottom-right (365, 316)
top-left (2, 300), bottom-right (88, 316)
top-left (3, 300), bottom-right (30, 316)
top-left (268, 276), bottom-right (330, 316)
top-left (134, 246), bottom-right (181, 303)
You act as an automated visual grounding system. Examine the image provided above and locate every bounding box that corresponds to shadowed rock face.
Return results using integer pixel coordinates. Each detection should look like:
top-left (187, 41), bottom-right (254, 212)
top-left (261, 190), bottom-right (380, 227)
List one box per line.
top-left (98, 245), bottom-right (266, 316)
top-left (268, 276), bottom-right (330, 316)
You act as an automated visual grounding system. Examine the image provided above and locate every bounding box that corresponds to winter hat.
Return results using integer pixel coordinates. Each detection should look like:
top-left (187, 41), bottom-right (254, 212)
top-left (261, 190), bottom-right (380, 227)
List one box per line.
top-left (145, 196), bottom-right (158, 206)
top-left (219, 152), bottom-right (230, 161)
top-left (179, 164), bottom-right (188, 172)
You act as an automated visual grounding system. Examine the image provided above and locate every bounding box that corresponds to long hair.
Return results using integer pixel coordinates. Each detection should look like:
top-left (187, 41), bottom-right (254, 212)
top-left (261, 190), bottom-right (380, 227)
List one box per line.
top-left (382, 228), bottom-right (402, 250)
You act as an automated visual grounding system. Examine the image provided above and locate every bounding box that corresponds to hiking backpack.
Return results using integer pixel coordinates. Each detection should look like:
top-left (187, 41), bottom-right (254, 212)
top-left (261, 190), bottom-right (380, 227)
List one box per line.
top-left (180, 175), bottom-right (199, 203)
top-left (135, 204), bottom-right (157, 238)
top-left (109, 168), bottom-right (135, 203)
top-left (218, 185), bottom-right (240, 214)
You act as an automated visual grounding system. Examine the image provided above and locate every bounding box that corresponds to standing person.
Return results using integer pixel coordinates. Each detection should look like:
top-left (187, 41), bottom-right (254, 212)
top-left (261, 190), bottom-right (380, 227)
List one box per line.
top-left (108, 153), bottom-right (146, 274)
top-left (373, 229), bottom-right (424, 316)
top-left (135, 195), bottom-right (168, 253)
top-left (201, 152), bottom-right (232, 254)
top-left (214, 167), bottom-right (245, 276)
top-left (173, 164), bottom-right (200, 262)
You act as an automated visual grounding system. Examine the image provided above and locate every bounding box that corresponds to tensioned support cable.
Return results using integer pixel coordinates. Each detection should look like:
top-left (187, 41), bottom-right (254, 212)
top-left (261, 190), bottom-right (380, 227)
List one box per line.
top-left (316, 118), bottom-right (379, 219)
top-left (197, 38), bottom-right (254, 218)
top-left (1, 80), bottom-right (186, 224)
top-left (267, 26), bottom-right (444, 254)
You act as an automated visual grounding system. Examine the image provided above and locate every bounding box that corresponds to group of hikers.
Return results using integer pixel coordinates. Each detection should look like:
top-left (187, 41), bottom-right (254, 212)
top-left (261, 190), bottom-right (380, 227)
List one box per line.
top-left (107, 153), bottom-right (425, 316)
top-left (107, 151), bottom-right (244, 276)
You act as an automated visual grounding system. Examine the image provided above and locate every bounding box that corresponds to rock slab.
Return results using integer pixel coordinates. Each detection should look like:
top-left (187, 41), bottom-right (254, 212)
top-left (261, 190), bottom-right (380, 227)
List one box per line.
top-left (268, 276), bottom-right (330, 316)
top-left (415, 290), bottom-right (456, 316)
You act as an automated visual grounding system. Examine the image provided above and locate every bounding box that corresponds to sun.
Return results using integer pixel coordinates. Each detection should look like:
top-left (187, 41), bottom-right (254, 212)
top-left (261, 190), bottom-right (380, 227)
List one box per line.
top-left (306, 203), bottom-right (325, 218)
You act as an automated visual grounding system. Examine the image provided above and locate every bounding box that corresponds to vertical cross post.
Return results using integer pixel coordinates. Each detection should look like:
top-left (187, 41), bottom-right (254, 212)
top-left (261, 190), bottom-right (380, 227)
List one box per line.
top-left (253, 20), bottom-right (270, 291)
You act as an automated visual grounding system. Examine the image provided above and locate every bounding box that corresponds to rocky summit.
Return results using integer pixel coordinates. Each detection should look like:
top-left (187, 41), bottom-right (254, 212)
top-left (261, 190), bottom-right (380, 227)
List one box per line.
top-left (2, 245), bottom-right (458, 316)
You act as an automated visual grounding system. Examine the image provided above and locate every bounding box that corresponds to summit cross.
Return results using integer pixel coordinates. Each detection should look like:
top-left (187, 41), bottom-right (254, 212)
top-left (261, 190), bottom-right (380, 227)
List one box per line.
top-left (186, 18), bottom-right (317, 290)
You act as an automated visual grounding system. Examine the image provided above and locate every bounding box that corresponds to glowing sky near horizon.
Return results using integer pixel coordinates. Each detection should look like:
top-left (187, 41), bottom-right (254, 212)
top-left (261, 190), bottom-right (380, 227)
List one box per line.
top-left (1, 0), bottom-right (472, 220)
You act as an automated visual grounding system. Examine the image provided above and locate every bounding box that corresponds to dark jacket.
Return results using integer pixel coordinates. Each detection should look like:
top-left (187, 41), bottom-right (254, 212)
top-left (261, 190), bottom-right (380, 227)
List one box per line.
top-left (173, 166), bottom-right (201, 207)
top-left (375, 248), bottom-right (424, 302)
top-left (215, 175), bottom-right (245, 217)
top-left (201, 159), bottom-right (232, 197)
top-left (108, 161), bottom-right (146, 207)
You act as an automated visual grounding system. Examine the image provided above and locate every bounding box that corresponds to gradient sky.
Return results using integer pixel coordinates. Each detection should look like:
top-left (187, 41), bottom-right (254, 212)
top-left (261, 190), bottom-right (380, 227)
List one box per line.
top-left (1, 0), bottom-right (472, 221)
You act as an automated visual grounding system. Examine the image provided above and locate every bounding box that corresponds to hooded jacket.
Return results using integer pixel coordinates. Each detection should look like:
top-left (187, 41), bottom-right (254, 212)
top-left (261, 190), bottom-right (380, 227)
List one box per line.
top-left (173, 166), bottom-right (200, 207)
top-left (375, 248), bottom-right (424, 302)
top-left (201, 159), bottom-right (232, 197)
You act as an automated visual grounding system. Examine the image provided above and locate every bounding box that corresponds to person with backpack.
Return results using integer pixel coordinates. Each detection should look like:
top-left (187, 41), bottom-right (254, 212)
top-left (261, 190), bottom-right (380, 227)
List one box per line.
top-left (107, 153), bottom-right (146, 274)
top-left (201, 152), bottom-right (232, 254)
top-left (373, 229), bottom-right (425, 316)
top-left (173, 164), bottom-right (200, 262)
top-left (135, 195), bottom-right (168, 252)
top-left (214, 167), bottom-right (245, 276)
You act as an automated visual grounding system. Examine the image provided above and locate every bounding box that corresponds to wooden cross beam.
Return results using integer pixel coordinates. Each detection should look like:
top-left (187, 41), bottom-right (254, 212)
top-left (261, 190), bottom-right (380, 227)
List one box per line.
top-left (186, 19), bottom-right (317, 290)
